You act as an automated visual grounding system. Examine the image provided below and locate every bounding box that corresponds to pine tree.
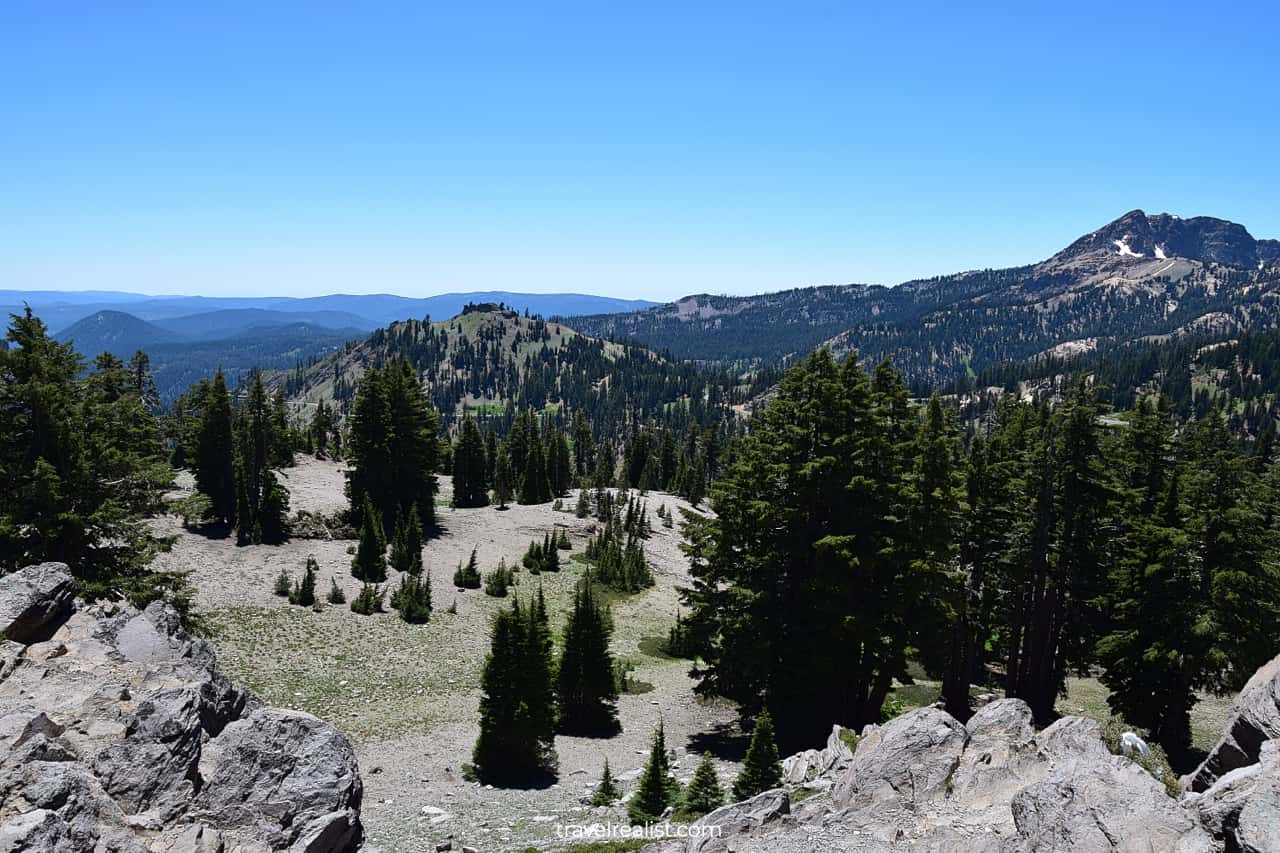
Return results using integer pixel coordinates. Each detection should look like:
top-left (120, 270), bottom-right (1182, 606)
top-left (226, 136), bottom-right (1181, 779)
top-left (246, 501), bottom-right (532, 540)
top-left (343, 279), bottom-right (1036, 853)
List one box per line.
top-left (523, 585), bottom-right (557, 757)
top-left (493, 448), bottom-right (515, 509)
top-left (273, 568), bottom-right (292, 597)
top-left (393, 572), bottom-right (432, 623)
top-left (350, 582), bottom-right (385, 615)
top-left (232, 372), bottom-right (290, 545)
top-left (519, 419), bottom-right (551, 504)
top-left (908, 395), bottom-right (967, 720)
top-left (389, 505), bottom-right (424, 575)
top-left (347, 359), bottom-right (440, 532)
top-left (556, 577), bottom-right (619, 734)
top-left (473, 599), bottom-right (557, 783)
top-left (590, 759), bottom-right (621, 806)
top-left (572, 408), bottom-right (595, 477)
top-left (327, 576), bottom-right (347, 604)
top-left (732, 709), bottom-right (782, 800)
top-left (196, 370), bottom-right (237, 524)
top-left (352, 497), bottom-right (388, 582)
top-left (681, 752), bottom-right (724, 817)
top-left (547, 429), bottom-right (573, 497)
top-left (290, 556), bottom-right (318, 606)
top-left (452, 416), bottom-right (490, 507)
top-left (484, 563), bottom-right (510, 597)
top-left (310, 398), bottom-right (336, 459)
top-left (453, 547), bottom-right (482, 588)
top-left (628, 720), bottom-right (675, 825)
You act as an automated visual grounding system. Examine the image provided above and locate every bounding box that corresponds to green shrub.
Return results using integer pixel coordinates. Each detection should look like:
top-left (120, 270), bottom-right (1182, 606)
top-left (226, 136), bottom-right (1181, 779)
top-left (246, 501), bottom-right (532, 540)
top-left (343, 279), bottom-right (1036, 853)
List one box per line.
top-left (350, 583), bottom-right (385, 615)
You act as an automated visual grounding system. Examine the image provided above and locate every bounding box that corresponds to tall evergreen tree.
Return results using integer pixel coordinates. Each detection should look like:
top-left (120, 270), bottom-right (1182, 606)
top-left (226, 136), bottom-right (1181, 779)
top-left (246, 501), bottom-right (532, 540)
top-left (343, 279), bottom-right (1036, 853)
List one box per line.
top-left (352, 496), bottom-right (388, 582)
top-left (0, 309), bottom-right (172, 602)
top-left (572, 408), bottom-right (595, 477)
top-left (493, 447), bottom-right (515, 509)
top-left (452, 416), bottom-right (490, 507)
top-left (547, 429), bottom-right (573, 497)
top-left (347, 359), bottom-right (440, 532)
top-left (555, 577), bottom-right (619, 734)
top-left (195, 370), bottom-right (237, 524)
top-left (473, 599), bottom-right (557, 783)
top-left (907, 395), bottom-right (967, 720)
top-left (519, 418), bottom-right (551, 504)
top-left (232, 371), bottom-right (290, 545)
top-left (682, 350), bottom-right (919, 748)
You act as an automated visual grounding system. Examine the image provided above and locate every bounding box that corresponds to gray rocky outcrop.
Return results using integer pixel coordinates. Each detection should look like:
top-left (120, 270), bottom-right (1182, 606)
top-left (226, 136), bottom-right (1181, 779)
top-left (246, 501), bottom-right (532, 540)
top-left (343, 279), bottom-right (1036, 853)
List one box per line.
top-left (641, 680), bottom-right (1280, 853)
top-left (0, 562), bottom-right (76, 643)
top-left (1187, 653), bottom-right (1280, 792)
top-left (0, 564), bottom-right (364, 852)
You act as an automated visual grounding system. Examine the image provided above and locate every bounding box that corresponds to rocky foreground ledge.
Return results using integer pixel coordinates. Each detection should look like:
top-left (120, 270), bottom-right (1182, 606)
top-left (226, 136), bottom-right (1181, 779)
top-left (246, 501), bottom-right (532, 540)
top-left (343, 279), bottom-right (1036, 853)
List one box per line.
top-left (644, 670), bottom-right (1280, 852)
top-left (0, 563), bottom-right (363, 852)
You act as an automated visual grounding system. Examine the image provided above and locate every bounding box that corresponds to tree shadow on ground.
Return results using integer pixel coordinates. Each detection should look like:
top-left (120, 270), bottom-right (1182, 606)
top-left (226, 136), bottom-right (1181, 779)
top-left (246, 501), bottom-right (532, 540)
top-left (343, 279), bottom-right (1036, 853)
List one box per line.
top-left (685, 720), bottom-right (749, 762)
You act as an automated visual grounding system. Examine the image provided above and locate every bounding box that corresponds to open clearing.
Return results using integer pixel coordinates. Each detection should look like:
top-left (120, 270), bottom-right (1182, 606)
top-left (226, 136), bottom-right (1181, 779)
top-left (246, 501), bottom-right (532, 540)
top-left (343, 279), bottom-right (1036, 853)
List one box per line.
top-left (153, 456), bottom-right (739, 852)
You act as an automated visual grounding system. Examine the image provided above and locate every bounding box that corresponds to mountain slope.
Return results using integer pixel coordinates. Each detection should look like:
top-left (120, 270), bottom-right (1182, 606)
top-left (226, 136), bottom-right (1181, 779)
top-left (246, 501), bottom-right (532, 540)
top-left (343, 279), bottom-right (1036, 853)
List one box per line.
top-left (154, 308), bottom-right (373, 338)
top-left (570, 211), bottom-right (1280, 390)
top-left (282, 303), bottom-right (774, 438)
top-left (828, 210), bottom-right (1280, 390)
top-left (55, 310), bottom-right (186, 359)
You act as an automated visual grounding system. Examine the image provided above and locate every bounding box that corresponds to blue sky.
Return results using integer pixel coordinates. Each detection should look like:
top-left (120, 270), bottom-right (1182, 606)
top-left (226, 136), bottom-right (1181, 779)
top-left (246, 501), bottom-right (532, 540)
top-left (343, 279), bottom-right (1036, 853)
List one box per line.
top-left (2, 1), bottom-right (1277, 301)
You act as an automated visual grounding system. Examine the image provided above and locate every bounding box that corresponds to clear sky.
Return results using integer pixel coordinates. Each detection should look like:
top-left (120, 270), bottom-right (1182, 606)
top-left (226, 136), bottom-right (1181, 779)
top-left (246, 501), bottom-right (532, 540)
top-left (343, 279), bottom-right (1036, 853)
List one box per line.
top-left (2, 1), bottom-right (1278, 301)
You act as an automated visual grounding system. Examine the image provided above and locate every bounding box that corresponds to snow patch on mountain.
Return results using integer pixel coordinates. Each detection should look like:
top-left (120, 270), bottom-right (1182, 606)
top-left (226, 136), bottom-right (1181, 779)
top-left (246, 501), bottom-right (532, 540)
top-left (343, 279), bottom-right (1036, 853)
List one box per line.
top-left (1114, 238), bottom-right (1144, 258)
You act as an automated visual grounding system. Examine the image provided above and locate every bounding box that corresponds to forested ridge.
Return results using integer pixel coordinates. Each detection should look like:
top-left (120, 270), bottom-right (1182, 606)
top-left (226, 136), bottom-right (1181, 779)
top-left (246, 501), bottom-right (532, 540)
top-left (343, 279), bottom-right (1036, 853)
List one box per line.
top-left (568, 211), bottom-right (1280, 395)
top-left (955, 326), bottom-right (1280, 439)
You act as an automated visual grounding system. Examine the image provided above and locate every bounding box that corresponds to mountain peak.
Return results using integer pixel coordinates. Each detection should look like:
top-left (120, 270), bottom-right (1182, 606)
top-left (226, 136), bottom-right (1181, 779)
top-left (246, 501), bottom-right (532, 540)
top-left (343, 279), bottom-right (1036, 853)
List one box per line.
top-left (1051, 210), bottom-right (1278, 269)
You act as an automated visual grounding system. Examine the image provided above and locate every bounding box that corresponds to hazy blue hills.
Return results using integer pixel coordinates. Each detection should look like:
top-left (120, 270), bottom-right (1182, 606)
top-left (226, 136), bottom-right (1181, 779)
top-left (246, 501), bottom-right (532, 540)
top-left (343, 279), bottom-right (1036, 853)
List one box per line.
top-left (52, 308), bottom-right (364, 402)
top-left (55, 310), bottom-right (185, 359)
top-left (1, 290), bottom-right (658, 337)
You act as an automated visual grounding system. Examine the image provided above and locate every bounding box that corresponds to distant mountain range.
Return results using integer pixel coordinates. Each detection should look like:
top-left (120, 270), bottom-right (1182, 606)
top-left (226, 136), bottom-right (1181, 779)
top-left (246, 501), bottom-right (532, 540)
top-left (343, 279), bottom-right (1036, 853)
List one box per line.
top-left (23, 211), bottom-right (1280, 404)
top-left (2, 290), bottom-right (658, 338)
top-left (14, 291), bottom-right (655, 402)
top-left (567, 210), bottom-right (1280, 390)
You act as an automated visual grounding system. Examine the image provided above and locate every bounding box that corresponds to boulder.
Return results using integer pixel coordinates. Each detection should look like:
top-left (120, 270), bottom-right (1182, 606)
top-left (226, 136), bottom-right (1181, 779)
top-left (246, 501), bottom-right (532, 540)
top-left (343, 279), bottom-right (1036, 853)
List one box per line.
top-left (1009, 755), bottom-right (1213, 853)
top-left (831, 706), bottom-right (968, 808)
top-left (1192, 740), bottom-right (1280, 853)
top-left (781, 724), bottom-right (854, 784)
top-left (687, 788), bottom-right (789, 853)
top-left (1187, 652), bottom-right (1280, 791)
top-left (93, 687), bottom-right (204, 820)
top-left (0, 563), bottom-right (76, 644)
top-left (0, 809), bottom-right (69, 852)
top-left (0, 565), bottom-right (364, 852)
top-left (195, 708), bottom-right (363, 850)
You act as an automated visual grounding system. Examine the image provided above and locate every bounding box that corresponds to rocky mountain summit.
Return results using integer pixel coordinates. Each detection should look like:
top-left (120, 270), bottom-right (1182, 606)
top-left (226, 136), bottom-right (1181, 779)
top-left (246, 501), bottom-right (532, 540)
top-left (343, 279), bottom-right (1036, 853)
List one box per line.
top-left (1049, 209), bottom-right (1280, 272)
top-left (643, 664), bottom-right (1280, 852)
top-left (0, 563), bottom-right (363, 852)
